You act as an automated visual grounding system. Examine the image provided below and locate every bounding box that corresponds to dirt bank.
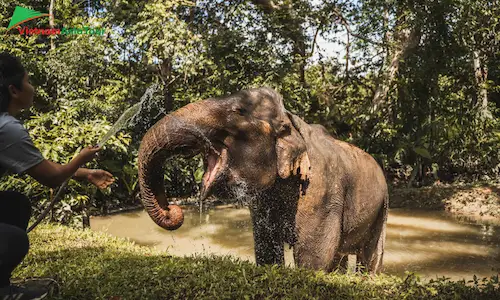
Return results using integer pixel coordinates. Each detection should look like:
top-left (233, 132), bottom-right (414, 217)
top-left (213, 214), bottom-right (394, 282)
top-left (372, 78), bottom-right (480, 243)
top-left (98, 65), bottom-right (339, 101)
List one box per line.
top-left (390, 184), bottom-right (500, 222)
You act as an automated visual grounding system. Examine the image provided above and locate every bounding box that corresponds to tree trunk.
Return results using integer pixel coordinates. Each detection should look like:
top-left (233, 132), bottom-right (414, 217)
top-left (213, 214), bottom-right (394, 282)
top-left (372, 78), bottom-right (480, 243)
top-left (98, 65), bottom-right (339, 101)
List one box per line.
top-left (473, 50), bottom-right (491, 119)
top-left (48, 0), bottom-right (59, 102)
top-left (82, 201), bottom-right (90, 228)
top-left (160, 58), bottom-right (174, 112)
top-left (49, 0), bottom-right (55, 50)
top-left (372, 26), bottom-right (420, 112)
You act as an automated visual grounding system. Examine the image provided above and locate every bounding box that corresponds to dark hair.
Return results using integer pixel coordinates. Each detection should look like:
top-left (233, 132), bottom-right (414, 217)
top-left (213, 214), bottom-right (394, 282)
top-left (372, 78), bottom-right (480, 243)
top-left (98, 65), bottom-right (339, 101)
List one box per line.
top-left (0, 52), bottom-right (26, 112)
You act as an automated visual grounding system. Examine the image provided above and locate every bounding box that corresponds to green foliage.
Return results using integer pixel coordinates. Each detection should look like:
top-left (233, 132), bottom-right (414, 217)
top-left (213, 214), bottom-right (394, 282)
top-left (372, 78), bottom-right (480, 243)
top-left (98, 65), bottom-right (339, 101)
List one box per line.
top-left (1, 0), bottom-right (500, 224)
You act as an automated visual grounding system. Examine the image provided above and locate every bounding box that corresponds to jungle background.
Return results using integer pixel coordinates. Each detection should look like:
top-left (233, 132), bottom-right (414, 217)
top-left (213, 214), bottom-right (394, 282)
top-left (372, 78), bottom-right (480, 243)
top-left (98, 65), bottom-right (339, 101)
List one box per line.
top-left (1, 0), bottom-right (499, 227)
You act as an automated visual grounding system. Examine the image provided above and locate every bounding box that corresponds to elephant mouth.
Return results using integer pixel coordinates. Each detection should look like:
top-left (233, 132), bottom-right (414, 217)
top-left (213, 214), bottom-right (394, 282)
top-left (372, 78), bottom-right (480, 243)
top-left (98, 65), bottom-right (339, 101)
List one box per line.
top-left (200, 142), bottom-right (229, 201)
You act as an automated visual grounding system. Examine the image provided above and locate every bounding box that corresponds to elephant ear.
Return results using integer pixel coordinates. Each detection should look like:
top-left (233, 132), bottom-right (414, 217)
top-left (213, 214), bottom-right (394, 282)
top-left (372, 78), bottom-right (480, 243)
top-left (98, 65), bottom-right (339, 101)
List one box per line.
top-left (276, 112), bottom-right (311, 181)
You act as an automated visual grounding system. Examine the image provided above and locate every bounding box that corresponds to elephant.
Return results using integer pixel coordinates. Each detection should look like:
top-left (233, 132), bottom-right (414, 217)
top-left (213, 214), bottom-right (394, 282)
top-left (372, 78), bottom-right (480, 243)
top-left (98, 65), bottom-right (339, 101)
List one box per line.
top-left (137, 87), bottom-right (389, 274)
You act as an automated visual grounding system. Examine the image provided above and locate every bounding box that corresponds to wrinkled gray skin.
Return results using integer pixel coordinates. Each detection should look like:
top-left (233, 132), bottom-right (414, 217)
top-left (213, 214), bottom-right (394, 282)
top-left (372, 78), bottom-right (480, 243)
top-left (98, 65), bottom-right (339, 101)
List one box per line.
top-left (137, 87), bottom-right (388, 273)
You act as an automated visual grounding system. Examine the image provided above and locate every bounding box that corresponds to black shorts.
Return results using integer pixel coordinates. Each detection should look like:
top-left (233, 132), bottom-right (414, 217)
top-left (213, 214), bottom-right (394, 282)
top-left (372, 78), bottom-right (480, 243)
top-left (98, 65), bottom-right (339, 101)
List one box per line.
top-left (0, 191), bottom-right (31, 287)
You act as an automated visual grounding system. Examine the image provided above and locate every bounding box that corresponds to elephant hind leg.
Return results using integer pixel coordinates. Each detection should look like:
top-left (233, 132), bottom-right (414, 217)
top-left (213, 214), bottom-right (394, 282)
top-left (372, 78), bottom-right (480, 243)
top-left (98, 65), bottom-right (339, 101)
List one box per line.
top-left (357, 197), bottom-right (388, 274)
top-left (358, 223), bottom-right (385, 274)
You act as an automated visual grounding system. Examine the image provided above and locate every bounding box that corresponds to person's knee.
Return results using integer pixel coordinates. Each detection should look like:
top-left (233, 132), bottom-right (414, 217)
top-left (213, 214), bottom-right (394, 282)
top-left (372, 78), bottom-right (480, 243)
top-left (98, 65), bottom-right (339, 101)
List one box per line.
top-left (0, 224), bottom-right (30, 260)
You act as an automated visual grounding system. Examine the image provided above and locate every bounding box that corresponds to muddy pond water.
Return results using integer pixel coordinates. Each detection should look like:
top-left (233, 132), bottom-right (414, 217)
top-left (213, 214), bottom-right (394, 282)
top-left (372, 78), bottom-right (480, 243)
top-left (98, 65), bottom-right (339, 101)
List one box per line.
top-left (90, 206), bottom-right (500, 281)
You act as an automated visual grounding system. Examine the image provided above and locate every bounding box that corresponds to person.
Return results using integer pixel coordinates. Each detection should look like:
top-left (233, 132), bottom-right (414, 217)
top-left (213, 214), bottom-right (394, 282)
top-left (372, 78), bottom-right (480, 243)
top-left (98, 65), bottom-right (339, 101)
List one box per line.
top-left (0, 52), bottom-right (115, 299)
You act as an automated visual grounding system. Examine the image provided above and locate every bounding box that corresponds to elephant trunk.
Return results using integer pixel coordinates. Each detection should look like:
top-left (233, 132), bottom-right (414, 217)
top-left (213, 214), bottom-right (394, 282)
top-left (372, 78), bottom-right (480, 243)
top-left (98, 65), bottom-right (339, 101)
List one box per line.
top-left (138, 100), bottom-right (224, 230)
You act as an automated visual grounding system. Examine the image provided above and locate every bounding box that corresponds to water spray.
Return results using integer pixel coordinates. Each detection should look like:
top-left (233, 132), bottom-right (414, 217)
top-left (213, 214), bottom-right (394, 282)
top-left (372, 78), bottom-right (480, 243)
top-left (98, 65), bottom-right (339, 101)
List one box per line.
top-left (27, 84), bottom-right (160, 233)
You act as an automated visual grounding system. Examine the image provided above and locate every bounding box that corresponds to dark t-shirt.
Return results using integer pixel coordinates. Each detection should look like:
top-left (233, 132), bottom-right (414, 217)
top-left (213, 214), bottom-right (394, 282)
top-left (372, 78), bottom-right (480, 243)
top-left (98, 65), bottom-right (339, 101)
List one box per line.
top-left (0, 112), bottom-right (44, 178)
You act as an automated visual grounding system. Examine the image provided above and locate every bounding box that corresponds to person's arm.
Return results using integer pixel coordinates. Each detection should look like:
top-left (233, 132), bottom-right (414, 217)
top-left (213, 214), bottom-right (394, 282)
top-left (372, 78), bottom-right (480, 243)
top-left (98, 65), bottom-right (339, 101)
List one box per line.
top-left (0, 118), bottom-right (106, 188)
top-left (74, 167), bottom-right (115, 189)
top-left (25, 146), bottom-right (101, 188)
top-left (74, 167), bottom-right (92, 181)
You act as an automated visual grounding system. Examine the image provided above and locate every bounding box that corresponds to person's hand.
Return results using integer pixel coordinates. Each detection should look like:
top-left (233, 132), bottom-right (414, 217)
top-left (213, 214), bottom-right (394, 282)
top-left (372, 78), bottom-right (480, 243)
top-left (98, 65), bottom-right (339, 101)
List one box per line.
top-left (78, 145), bottom-right (101, 164)
top-left (87, 169), bottom-right (115, 189)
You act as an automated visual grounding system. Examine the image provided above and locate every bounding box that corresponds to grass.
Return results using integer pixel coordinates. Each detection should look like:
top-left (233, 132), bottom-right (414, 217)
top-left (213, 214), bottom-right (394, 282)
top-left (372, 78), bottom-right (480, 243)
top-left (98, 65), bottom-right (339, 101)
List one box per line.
top-left (14, 224), bottom-right (500, 300)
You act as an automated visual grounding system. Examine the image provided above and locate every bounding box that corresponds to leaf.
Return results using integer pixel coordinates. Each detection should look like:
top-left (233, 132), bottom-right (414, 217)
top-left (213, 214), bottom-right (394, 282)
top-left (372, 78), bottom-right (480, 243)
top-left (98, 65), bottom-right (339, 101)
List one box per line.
top-left (413, 147), bottom-right (432, 159)
top-left (194, 166), bottom-right (204, 184)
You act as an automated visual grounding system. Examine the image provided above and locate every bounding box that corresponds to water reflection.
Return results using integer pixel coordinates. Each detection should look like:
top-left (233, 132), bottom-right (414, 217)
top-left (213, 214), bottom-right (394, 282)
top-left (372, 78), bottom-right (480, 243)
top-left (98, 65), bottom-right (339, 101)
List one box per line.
top-left (90, 207), bottom-right (500, 280)
top-left (92, 206), bottom-right (256, 262)
top-left (386, 209), bottom-right (499, 280)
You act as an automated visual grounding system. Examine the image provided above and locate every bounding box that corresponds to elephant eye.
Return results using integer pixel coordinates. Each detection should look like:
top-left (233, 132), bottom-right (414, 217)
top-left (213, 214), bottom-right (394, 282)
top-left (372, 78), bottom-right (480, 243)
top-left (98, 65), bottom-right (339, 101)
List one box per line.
top-left (235, 107), bottom-right (247, 116)
top-left (277, 123), bottom-right (291, 136)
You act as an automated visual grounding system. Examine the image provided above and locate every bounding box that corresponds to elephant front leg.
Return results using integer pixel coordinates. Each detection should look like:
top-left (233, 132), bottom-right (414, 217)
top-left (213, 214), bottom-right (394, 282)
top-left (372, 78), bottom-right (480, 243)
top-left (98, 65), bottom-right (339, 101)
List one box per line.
top-left (250, 202), bottom-right (284, 265)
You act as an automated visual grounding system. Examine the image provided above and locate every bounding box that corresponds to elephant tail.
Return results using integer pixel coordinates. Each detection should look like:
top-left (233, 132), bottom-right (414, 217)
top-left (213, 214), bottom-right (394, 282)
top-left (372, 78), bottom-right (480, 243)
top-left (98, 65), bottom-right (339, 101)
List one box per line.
top-left (374, 155), bottom-right (389, 184)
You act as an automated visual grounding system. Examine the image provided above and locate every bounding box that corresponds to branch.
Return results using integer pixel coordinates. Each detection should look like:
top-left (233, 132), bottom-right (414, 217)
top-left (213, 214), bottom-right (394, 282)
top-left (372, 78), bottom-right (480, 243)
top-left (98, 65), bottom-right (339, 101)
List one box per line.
top-left (250, 0), bottom-right (280, 13)
top-left (331, 8), bottom-right (384, 47)
top-left (309, 21), bottom-right (323, 58)
top-left (345, 30), bottom-right (350, 81)
top-left (330, 82), bottom-right (348, 98)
